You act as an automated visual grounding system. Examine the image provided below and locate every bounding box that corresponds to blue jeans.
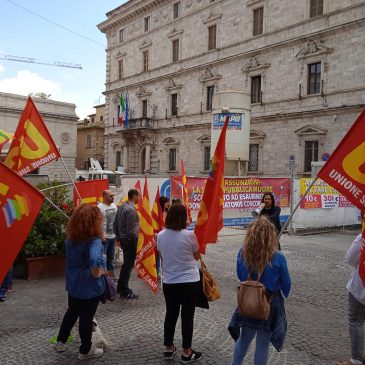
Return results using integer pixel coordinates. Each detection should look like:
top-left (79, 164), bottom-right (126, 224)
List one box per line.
top-left (103, 238), bottom-right (116, 272)
top-left (348, 292), bottom-right (365, 362)
top-left (232, 327), bottom-right (271, 365)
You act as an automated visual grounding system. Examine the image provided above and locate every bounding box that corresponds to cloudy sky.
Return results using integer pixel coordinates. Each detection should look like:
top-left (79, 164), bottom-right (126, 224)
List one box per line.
top-left (0, 0), bottom-right (125, 119)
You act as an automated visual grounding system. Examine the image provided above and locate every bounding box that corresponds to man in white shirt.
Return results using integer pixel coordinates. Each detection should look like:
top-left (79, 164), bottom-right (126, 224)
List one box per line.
top-left (337, 232), bottom-right (365, 365)
top-left (97, 190), bottom-right (117, 276)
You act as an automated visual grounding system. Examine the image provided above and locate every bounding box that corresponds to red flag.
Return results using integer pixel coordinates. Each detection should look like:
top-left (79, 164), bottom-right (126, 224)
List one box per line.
top-left (317, 109), bottom-right (365, 285)
top-left (135, 176), bottom-right (158, 292)
top-left (0, 162), bottom-right (44, 282)
top-left (194, 116), bottom-right (229, 254)
top-left (73, 179), bottom-right (109, 206)
top-left (4, 97), bottom-right (61, 176)
top-left (151, 186), bottom-right (164, 234)
top-left (117, 180), bottom-right (142, 207)
top-left (318, 109), bottom-right (365, 210)
top-left (181, 159), bottom-right (192, 224)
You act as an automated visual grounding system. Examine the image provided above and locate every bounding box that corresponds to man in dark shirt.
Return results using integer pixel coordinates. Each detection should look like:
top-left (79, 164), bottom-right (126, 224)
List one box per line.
top-left (113, 188), bottom-right (140, 299)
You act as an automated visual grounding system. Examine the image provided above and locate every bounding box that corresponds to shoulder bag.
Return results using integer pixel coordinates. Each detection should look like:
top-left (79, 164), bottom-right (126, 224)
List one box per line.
top-left (200, 258), bottom-right (221, 301)
top-left (100, 274), bottom-right (117, 304)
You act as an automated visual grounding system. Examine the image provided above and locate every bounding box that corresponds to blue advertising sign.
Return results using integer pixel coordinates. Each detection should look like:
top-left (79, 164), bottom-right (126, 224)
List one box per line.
top-left (213, 113), bottom-right (242, 130)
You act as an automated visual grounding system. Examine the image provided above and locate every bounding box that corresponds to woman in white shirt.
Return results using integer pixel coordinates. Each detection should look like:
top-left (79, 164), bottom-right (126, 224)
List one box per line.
top-left (157, 203), bottom-right (203, 364)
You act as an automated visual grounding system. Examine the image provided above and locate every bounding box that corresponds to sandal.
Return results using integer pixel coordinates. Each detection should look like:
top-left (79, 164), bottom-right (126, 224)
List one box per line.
top-left (164, 346), bottom-right (177, 360)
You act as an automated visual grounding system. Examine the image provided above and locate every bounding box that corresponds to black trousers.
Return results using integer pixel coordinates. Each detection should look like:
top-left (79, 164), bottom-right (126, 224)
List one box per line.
top-left (163, 281), bottom-right (199, 349)
top-left (118, 238), bottom-right (137, 294)
top-left (57, 294), bottom-right (100, 354)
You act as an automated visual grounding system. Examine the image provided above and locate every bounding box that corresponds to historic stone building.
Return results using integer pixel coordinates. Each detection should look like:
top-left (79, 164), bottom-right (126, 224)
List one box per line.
top-left (0, 92), bottom-right (78, 181)
top-left (76, 104), bottom-right (105, 170)
top-left (98, 0), bottom-right (365, 176)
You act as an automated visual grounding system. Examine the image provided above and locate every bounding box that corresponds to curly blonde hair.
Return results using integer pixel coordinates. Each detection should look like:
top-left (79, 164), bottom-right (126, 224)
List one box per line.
top-left (243, 216), bottom-right (277, 274)
top-left (67, 204), bottom-right (103, 244)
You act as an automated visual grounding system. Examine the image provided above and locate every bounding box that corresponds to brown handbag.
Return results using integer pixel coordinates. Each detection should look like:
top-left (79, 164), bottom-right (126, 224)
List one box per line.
top-left (237, 272), bottom-right (271, 320)
top-left (200, 258), bottom-right (221, 301)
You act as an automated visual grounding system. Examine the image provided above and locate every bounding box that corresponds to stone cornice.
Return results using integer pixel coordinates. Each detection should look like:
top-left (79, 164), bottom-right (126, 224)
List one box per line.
top-left (139, 40), bottom-right (152, 49)
top-left (98, 0), bottom-right (167, 33)
top-left (198, 67), bottom-right (222, 83)
top-left (241, 56), bottom-right (270, 73)
top-left (296, 39), bottom-right (333, 59)
top-left (167, 27), bottom-right (184, 38)
top-left (203, 11), bottom-right (223, 25)
top-left (0, 106), bottom-right (78, 121)
top-left (164, 79), bottom-right (183, 91)
top-left (135, 86), bottom-right (152, 98)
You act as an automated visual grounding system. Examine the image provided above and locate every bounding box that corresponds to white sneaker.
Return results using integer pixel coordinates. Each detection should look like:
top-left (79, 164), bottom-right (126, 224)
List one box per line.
top-left (53, 341), bottom-right (66, 353)
top-left (78, 346), bottom-right (104, 360)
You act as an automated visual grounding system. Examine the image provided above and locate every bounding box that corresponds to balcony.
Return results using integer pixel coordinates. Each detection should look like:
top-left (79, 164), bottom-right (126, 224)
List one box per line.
top-left (116, 117), bottom-right (155, 131)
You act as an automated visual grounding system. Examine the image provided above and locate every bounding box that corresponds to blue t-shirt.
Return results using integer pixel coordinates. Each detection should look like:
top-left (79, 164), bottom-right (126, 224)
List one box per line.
top-left (236, 248), bottom-right (291, 298)
top-left (65, 238), bottom-right (106, 299)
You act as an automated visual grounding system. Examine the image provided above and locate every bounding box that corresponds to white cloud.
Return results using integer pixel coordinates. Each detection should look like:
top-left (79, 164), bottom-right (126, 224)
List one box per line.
top-left (0, 65), bottom-right (4, 73)
top-left (0, 69), bottom-right (61, 97)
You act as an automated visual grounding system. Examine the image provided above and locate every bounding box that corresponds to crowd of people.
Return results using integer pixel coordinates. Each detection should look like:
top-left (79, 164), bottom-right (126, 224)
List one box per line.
top-left (2, 187), bottom-right (363, 364)
top-left (49, 188), bottom-right (364, 364)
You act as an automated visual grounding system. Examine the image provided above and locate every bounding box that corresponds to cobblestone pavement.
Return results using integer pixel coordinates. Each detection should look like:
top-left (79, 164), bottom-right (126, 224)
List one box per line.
top-left (0, 230), bottom-right (358, 365)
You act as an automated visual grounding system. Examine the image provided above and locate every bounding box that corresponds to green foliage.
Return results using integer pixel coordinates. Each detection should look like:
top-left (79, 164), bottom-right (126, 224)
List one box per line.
top-left (21, 181), bottom-right (73, 258)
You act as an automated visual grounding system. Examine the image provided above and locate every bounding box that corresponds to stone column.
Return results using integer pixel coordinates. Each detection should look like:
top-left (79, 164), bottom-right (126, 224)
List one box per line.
top-left (123, 145), bottom-right (128, 172)
top-left (145, 144), bottom-right (151, 173)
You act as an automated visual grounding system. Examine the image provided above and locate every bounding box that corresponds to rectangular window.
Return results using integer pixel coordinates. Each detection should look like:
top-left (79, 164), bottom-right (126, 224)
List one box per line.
top-left (118, 60), bottom-right (123, 80)
top-left (119, 29), bottom-right (124, 43)
top-left (248, 144), bottom-right (259, 172)
top-left (86, 135), bottom-right (92, 148)
top-left (208, 25), bottom-right (217, 51)
top-left (206, 85), bottom-right (215, 111)
top-left (308, 62), bottom-right (321, 94)
top-left (142, 100), bottom-right (148, 117)
top-left (144, 16), bottom-right (150, 32)
top-left (172, 39), bottom-right (179, 62)
top-left (171, 93), bottom-right (178, 116)
top-left (100, 115), bottom-right (103, 122)
top-left (169, 148), bottom-right (177, 170)
top-left (173, 2), bottom-right (181, 19)
top-left (310, 0), bottom-right (323, 18)
top-left (253, 7), bottom-right (264, 36)
top-left (251, 75), bottom-right (261, 104)
top-left (304, 140), bottom-right (319, 172)
top-left (204, 146), bottom-right (211, 171)
top-left (143, 50), bottom-right (149, 72)
top-left (116, 151), bottom-right (121, 168)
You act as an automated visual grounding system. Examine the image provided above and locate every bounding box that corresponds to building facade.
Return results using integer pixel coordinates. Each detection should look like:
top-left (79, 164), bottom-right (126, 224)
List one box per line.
top-left (0, 92), bottom-right (78, 181)
top-left (76, 104), bottom-right (105, 170)
top-left (98, 0), bottom-right (365, 176)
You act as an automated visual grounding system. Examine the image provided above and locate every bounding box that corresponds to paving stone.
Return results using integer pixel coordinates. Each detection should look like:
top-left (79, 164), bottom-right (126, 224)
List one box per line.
top-left (0, 231), bottom-right (357, 364)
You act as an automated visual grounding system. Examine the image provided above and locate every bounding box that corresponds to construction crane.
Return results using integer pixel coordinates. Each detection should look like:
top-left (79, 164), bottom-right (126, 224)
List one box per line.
top-left (0, 54), bottom-right (82, 69)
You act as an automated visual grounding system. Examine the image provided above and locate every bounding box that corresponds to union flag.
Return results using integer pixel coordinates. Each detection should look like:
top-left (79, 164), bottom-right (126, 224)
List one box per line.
top-left (151, 186), bottom-right (164, 234)
top-left (4, 97), bottom-right (61, 176)
top-left (73, 179), bottom-right (109, 206)
top-left (194, 116), bottom-right (229, 254)
top-left (0, 163), bottom-right (44, 282)
top-left (181, 159), bottom-right (192, 224)
top-left (317, 109), bottom-right (365, 285)
top-left (135, 176), bottom-right (158, 293)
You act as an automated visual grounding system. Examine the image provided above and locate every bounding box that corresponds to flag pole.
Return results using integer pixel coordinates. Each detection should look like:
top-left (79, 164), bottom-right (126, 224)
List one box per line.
top-left (45, 196), bottom-right (69, 220)
top-left (39, 182), bottom-right (74, 192)
top-left (59, 155), bottom-right (82, 201)
top-left (277, 176), bottom-right (319, 241)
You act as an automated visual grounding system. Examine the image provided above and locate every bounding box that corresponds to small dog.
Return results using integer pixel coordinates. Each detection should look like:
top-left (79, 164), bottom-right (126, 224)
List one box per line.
top-left (92, 318), bottom-right (108, 350)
